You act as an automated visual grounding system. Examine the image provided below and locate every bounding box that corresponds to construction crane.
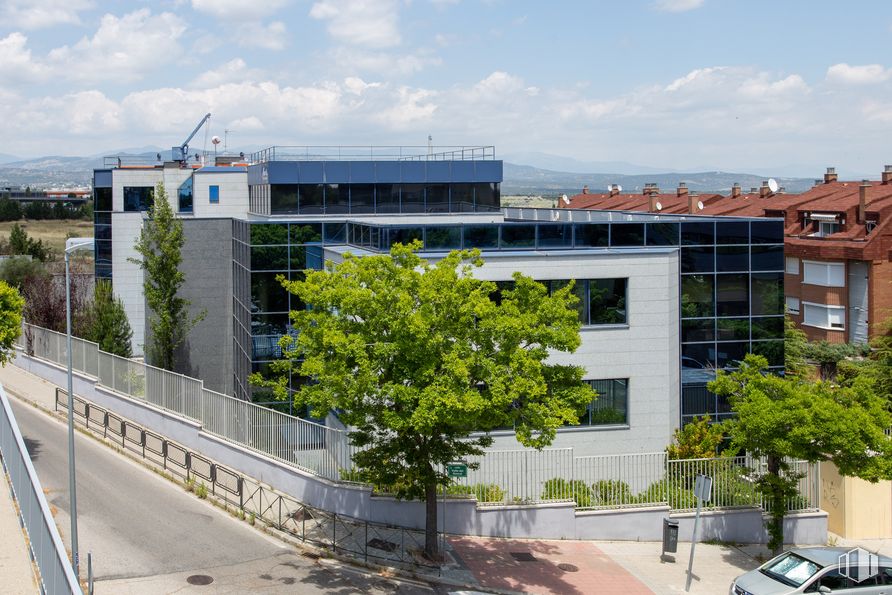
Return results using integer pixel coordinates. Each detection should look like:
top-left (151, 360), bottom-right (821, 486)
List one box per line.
top-left (171, 113), bottom-right (211, 163)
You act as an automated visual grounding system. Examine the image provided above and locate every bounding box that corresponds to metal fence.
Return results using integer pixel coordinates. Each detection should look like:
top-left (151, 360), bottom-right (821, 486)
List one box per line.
top-left (20, 323), bottom-right (820, 514)
top-left (21, 324), bottom-right (355, 482)
top-left (0, 383), bottom-right (81, 594)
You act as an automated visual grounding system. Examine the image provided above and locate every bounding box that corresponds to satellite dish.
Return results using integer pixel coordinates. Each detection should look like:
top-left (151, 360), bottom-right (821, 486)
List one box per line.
top-left (562, 194), bottom-right (570, 205)
top-left (767, 178), bottom-right (779, 193)
top-left (697, 200), bottom-right (704, 210)
top-left (655, 201), bottom-right (663, 211)
top-left (615, 184), bottom-right (623, 192)
top-left (211, 135), bottom-right (222, 145)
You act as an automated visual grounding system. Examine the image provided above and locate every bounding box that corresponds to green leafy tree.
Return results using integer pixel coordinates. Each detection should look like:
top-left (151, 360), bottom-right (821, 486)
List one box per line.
top-left (257, 242), bottom-right (594, 558)
top-left (0, 197), bottom-right (21, 221)
top-left (804, 340), bottom-right (868, 381)
top-left (710, 354), bottom-right (892, 554)
top-left (87, 280), bottom-right (132, 357)
top-left (0, 281), bottom-right (24, 365)
top-left (0, 256), bottom-right (46, 289)
top-left (130, 183), bottom-right (204, 371)
top-left (8, 223), bottom-right (51, 262)
top-left (666, 415), bottom-right (725, 460)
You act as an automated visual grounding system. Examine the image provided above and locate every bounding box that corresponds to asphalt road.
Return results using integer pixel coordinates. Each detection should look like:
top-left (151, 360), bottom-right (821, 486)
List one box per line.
top-left (8, 396), bottom-right (436, 594)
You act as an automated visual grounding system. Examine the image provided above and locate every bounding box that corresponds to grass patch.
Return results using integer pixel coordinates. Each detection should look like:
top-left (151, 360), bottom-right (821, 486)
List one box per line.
top-left (0, 219), bottom-right (93, 255)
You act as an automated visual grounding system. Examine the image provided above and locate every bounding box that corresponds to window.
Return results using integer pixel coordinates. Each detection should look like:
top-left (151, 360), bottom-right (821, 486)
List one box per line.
top-left (209, 185), bottom-right (219, 204)
top-left (803, 302), bottom-right (845, 330)
top-left (785, 296), bottom-right (800, 315)
top-left (814, 221), bottom-right (840, 237)
top-left (785, 256), bottom-right (799, 275)
top-left (581, 379), bottom-right (628, 425)
top-left (803, 261), bottom-right (845, 287)
top-left (123, 186), bottom-right (153, 212)
top-left (588, 278), bottom-right (627, 325)
top-left (178, 177), bottom-right (193, 212)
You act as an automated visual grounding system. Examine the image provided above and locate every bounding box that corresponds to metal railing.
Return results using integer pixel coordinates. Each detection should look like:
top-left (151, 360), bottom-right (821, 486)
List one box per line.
top-left (56, 388), bottom-right (440, 573)
top-left (0, 383), bottom-right (81, 594)
top-left (19, 323), bottom-right (819, 514)
top-left (249, 145), bottom-right (496, 163)
top-left (21, 324), bottom-right (356, 482)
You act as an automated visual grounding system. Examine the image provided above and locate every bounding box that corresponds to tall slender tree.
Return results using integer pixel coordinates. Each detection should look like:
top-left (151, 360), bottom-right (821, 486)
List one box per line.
top-left (87, 280), bottom-right (133, 357)
top-left (130, 183), bottom-right (204, 370)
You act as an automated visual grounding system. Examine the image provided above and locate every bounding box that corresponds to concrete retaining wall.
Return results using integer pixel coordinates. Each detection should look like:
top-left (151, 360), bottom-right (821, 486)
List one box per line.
top-left (13, 353), bottom-right (827, 543)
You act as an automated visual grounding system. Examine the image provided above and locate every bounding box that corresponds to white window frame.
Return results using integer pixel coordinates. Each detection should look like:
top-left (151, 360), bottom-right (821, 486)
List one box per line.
top-left (802, 260), bottom-right (845, 287)
top-left (802, 302), bottom-right (845, 330)
top-left (785, 296), bottom-right (800, 315)
top-left (785, 256), bottom-right (799, 275)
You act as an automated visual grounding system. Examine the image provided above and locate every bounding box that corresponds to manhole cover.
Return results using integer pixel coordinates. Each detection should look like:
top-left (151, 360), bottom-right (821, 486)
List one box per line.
top-left (186, 575), bottom-right (214, 585)
top-left (557, 563), bottom-right (579, 572)
top-left (368, 538), bottom-right (400, 552)
top-left (510, 552), bottom-right (537, 562)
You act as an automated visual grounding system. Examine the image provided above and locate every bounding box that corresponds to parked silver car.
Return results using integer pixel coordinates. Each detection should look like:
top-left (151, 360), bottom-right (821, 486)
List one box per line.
top-left (730, 547), bottom-right (892, 594)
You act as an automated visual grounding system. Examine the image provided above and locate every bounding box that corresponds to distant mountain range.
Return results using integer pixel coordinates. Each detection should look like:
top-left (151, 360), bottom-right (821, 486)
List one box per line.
top-left (0, 148), bottom-right (817, 194)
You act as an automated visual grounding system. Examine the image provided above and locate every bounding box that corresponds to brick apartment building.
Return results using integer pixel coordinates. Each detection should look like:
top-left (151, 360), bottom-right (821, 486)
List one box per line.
top-left (562, 166), bottom-right (892, 344)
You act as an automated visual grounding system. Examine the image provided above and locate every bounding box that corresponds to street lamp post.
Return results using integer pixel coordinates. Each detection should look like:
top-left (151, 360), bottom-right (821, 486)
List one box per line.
top-left (64, 237), bottom-right (93, 578)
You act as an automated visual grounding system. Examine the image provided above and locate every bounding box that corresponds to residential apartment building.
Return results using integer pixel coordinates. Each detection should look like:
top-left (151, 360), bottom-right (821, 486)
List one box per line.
top-left (563, 166), bottom-right (892, 345)
top-left (93, 146), bottom-right (783, 453)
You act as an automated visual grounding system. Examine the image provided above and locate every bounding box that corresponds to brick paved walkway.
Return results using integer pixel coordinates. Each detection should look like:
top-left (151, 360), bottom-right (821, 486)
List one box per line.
top-left (449, 536), bottom-right (654, 595)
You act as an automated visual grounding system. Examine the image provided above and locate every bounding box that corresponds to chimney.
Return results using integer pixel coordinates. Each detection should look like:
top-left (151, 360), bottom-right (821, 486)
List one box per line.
top-left (814, 179), bottom-right (823, 187)
top-left (750, 187), bottom-right (758, 193)
top-left (648, 192), bottom-right (659, 212)
top-left (676, 182), bottom-right (688, 197)
top-left (642, 183), bottom-right (660, 195)
top-left (688, 191), bottom-right (700, 214)
top-left (731, 183), bottom-right (741, 198)
top-left (582, 185), bottom-right (589, 195)
top-left (859, 180), bottom-right (870, 223)
top-left (778, 186), bottom-right (786, 194)
top-left (824, 167), bottom-right (838, 183)
top-left (759, 181), bottom-right (771, 198)
top-left (609, 184), bottom-right (620, 197)
top-left (883, 165), bottom-right (892, 185)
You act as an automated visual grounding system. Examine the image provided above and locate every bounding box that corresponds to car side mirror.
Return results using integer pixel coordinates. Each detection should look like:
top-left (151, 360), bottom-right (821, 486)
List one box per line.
top-left (818, 587), bottom-right (832, 594)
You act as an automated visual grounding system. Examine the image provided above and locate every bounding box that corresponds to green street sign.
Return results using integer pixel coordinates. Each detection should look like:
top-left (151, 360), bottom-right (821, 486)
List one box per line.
top-left (446, 464), bottom-right (467, 478)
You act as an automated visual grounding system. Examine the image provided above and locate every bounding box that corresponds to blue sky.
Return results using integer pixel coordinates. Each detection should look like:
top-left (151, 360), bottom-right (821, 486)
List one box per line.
top-left (3, 0), bottom-right (892, 176)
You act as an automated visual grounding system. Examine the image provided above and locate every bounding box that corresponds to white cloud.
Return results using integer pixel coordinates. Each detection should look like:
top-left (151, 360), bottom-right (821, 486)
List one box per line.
top-left (235, 21), bottom-right (288, 50)
top-left (191, 59), bottom-right (262, 88)
top-left (47, 9), bottom-right (188, 83)
top-left (310, 0), bottom-right (401, 48)
top-left (826, 63), bottom-right (892, 85)
top-left (652, 0), bottom-right (704, 12)
top-left (190, 0), bottom-right (289, 20)
top-left (376, 86), bottom-right (437, 128)
top-left (1, 0), bottom-right (94, 29)
top-left (0, 33), bottom-right (50, 82)
top-left (329, 46), bottom-right (440, 75)
top-left (343, 76), bottom-right (382, 95)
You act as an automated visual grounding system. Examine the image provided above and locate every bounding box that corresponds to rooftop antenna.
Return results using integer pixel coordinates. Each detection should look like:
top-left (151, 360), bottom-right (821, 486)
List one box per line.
top-left (224, 129), bottom-right (231, 153)
top-left (767, 178), bottom-right (779, 193)
top-left (427, 134), bottom-right (433, 157)
top-left (212, 135), bottom-right (221, 161)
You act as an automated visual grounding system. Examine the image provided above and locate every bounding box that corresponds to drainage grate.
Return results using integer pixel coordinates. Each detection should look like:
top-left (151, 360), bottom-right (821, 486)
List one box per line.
top-left (510, 552), bottom-right (537, 562)
top-left (557, 563), bottom-right (579, 572)
top-left (186, 575), bottom-right (214, 585)
top-left (367, 538), bottom-right (400, 553)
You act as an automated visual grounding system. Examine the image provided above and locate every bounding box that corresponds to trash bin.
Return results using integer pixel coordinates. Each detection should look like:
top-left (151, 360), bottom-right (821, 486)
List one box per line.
top-left (662, 518), bottom-right (679, 554)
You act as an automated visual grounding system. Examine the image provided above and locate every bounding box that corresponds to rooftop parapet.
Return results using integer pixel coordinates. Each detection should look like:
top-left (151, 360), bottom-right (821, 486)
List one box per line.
top-left (249, 145), bottom-right (496, 163)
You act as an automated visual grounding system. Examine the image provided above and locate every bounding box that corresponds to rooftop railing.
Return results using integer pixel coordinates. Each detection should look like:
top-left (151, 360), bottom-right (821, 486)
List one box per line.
top-left (249, 145), bottom-right (496, 163)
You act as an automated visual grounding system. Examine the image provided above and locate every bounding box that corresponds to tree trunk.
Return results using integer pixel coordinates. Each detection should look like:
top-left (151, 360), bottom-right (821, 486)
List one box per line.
top-left (424, 478), bottom-right (439, 560)
top-left (767, 454), bottom-right (784, 555)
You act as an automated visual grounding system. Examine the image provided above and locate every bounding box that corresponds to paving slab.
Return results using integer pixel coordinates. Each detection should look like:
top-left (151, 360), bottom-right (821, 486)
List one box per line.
top-left (449, 536), bottom-right (652, 595)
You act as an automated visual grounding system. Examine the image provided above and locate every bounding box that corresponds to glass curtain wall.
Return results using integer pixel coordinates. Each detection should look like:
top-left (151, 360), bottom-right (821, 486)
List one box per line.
top-left (680, 220), bottom-right (784, 424)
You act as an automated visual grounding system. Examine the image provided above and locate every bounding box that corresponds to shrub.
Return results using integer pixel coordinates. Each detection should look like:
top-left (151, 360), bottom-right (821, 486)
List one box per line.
top-left (591, 479), bottom-right (635, 506)
top-left (542, 478), bottom-right (592, 508)
top-left (195, 482), bottom-right (208, 499)
top-left (447, 483), bottom-right (506, 503)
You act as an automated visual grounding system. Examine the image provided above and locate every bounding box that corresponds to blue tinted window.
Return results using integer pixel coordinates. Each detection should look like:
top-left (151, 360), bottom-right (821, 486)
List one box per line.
top-left (610, 223), bottom-right (644, 247)
top-left (123, 186), bottom-right (153, 212)
top-left (464, 225), bottom-right (498, 248)
top-left (209, 184), bottom-right (219, 203)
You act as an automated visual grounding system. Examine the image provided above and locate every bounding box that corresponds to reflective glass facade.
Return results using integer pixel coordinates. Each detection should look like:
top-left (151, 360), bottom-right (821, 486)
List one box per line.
top-left (233, 216), bottom-right (784, 425)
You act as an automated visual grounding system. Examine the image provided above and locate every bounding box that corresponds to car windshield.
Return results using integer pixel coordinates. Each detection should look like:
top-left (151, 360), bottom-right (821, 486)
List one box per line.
top-left (761, 553), bottom-right (822, 587)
